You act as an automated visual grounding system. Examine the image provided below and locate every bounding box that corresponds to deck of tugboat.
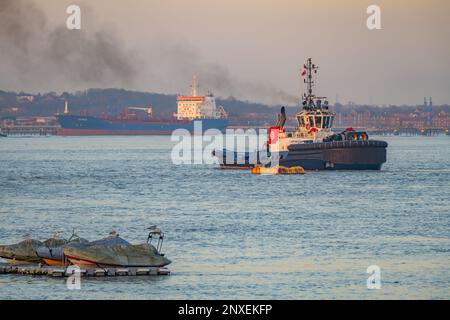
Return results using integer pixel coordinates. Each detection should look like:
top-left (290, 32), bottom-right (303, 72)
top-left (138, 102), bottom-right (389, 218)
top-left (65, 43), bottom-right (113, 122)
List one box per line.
top-left (0, 263), bottom-right (170, 277)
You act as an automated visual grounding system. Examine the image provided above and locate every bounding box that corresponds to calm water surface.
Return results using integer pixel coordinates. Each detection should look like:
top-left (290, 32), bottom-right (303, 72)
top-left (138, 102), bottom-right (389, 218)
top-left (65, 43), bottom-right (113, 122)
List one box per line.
top-left (0, 135), bottom-right (449, 299)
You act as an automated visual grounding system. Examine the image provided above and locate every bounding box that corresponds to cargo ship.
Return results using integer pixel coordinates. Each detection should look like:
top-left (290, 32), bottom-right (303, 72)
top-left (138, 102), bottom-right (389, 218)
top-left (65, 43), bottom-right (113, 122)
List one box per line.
top-left (57, 76), bottom-right (228, 135)
top-left (213, 58), bottom-right (388, 170)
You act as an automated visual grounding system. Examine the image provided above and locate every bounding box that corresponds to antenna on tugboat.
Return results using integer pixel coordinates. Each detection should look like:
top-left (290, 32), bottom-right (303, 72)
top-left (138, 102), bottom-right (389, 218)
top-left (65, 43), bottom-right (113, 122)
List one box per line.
top-left (304, 58), bottom-right (319, 110)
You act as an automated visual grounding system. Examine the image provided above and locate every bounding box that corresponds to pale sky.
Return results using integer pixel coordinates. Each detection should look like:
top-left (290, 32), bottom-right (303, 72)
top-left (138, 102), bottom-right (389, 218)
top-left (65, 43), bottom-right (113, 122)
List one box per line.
top-left (1, 0), bottom-right (449, 105)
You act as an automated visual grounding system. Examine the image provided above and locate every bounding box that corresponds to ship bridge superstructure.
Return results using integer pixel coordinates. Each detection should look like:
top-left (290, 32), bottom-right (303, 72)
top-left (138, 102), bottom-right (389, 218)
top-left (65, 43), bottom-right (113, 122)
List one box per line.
top-left (293, 58), bottom-right (335, 139)
top-left (175, 76), bottom-right (227, 120)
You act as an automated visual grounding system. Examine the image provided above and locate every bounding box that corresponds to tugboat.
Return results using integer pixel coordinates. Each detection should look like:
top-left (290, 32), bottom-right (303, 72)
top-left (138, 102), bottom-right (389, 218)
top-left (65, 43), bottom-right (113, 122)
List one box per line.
top-left (214, 58), bottom-right (388, 170)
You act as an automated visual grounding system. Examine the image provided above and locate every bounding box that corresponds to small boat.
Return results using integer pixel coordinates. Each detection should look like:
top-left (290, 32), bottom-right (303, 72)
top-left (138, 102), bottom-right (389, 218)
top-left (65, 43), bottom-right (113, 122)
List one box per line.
top-left (36, 231), bottom-right (129, 266)
top-left (0, 234), bottom-right (75, 265)
top-left (63, 227), bottom-right (171, 268)
top-left (35, 232), bottom-right (89, 266)
top-left (64, 244), bottom-right (171, 268)
top-left (0, 238), bottom-right (44, 264)
top-left (0, 132), bottom-right (6, 137)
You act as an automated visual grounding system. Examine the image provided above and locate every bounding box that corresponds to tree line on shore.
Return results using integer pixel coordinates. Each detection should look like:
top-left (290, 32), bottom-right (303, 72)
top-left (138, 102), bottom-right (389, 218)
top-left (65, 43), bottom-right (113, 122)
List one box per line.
top-left (1, 89), bottom-right (449, 120)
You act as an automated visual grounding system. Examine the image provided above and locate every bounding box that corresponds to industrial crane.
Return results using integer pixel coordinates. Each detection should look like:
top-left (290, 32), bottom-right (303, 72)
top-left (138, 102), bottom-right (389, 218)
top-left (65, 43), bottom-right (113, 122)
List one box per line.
top-left (126, 106), bottom-right (153, 117)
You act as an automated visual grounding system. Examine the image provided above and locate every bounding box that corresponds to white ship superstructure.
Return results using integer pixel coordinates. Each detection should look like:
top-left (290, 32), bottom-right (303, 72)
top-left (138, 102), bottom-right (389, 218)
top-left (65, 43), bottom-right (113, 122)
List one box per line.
top-left (175, 76), bottom-right (227, 120)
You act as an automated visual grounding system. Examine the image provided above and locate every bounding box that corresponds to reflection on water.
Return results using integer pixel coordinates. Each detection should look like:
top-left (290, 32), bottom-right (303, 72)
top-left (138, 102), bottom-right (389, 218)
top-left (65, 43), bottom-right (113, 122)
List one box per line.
top-left (0, 136), bottom-right (449, 299)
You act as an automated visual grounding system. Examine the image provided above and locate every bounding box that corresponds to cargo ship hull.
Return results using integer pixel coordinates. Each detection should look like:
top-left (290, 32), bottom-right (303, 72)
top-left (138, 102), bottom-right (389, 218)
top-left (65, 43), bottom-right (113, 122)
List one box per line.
top-left (57, 115), bottom-right (228, 136)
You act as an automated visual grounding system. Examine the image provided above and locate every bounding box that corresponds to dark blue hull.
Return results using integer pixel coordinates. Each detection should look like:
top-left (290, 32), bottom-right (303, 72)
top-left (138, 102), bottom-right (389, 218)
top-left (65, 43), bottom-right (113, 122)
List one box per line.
top-left (214, 140), bottom-right (388, 170)
top-left (57, 115), bottom-right (228, 135)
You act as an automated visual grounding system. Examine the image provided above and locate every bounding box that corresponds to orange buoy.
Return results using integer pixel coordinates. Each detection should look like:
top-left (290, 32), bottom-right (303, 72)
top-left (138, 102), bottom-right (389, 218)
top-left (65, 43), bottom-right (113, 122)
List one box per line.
top-left (251, 165), bottom-right (305, 175)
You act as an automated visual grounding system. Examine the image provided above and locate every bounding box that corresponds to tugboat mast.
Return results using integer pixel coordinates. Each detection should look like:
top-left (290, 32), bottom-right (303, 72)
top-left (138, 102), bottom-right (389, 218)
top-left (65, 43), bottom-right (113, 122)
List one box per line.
top-left (303, 58), bottom-right (319, 109)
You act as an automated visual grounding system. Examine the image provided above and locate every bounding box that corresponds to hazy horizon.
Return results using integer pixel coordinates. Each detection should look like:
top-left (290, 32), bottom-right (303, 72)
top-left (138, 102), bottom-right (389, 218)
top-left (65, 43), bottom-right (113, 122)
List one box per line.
top-left (1, 0), bottom-right (449, 106)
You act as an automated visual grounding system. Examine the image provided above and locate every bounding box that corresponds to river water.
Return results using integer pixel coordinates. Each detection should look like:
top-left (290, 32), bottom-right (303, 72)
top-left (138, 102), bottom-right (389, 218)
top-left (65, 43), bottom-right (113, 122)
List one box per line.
top-left (0, 135), bottom-right (449, 299)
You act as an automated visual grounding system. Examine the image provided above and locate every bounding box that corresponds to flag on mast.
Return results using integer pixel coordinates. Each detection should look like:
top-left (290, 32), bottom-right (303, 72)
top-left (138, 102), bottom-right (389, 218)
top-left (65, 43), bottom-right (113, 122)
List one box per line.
top-left (300, 69), bottom-right (306, 77)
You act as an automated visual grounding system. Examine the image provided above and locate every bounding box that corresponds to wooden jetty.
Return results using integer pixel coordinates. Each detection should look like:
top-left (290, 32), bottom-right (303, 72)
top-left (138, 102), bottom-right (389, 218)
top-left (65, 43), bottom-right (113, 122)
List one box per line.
top-left (0, 263), bottom-right (170, 278)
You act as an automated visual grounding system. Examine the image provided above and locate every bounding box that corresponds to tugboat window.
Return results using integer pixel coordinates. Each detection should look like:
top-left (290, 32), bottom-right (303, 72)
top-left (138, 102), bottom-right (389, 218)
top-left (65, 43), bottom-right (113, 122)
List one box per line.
top-left (316, 116), bottom-right (322, 128)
